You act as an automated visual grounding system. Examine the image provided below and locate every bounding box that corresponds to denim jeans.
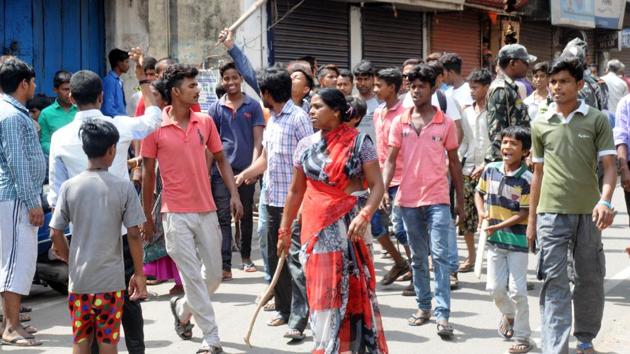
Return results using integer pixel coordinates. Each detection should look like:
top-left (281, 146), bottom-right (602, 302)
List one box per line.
top-left (370, 186), bottom-right (408, 245)
top-left (400, 204), bottom-right (452, 320)
top-left (448, 218), bottom-right (459, 273)
top-left (257, 200), bottom-right (271, 283)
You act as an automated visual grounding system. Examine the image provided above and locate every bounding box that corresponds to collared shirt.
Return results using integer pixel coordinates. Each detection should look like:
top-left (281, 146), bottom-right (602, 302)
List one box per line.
top-left (48, 106), bottom-right (162, 208)
top-left (101, 71), bottom-right (127, 117)
top-left (374, 100), bottom-right (405, 186)
top-left (38, 99), bottom-right (78, 154)
top-left (459, 103), bottom-right (490, 175)
top-left (486, 74), bottom-right (530, 162)
top-left (523, 92), bottom-right (550, 122)
top-left (402, 91), bottom-right (462, 121)
top-left (0, 95), bottom-right (46, 209)
top-left (208, 94), bottom-right (265, 171)
top-left (601, 72), bottom-right (629, 113)
top-left (614, 94), bottom-right (630, 159)
top-left (142, 107), bottom-right (223, 213)
top-left (532, 100), bottom-right (616, 214)
top-left (262, 100), bottom-right (313, 207)
top-left (388, 107), bottom-right (459, 208)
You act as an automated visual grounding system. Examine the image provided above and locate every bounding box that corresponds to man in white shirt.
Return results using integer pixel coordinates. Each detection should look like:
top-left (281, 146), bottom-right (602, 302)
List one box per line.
top-left (48, 49), bottom-right (161, 354)
top-left (353, 60), bottom-right (381, 141)
top-left (442, 53), bottom-right (474, 111)
top-left (601, 59), bottom-right (629, 114)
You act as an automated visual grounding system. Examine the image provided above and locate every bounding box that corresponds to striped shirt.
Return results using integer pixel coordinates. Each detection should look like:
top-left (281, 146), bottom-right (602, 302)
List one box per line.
top-left (0, 94), bottom-right (46, 209)
top-left (476, 161), bottom-right (531, 252)
top-left (262, 100), bottom-right (313, 207)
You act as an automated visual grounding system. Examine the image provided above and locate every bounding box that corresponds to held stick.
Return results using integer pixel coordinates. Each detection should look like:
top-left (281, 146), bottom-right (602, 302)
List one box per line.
top-left (244, 250), bottom-right (286, 347)
top-left (215, 0), bottom-right (267, 46)
top-left (474, 219), bottom-right (489, 279)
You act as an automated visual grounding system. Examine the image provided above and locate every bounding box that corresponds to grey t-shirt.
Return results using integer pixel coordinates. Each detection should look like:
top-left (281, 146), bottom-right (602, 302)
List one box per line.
top-left (50, 170), bottom-right (146, 294)
top-left (356, 96), bottom-right (381, 141)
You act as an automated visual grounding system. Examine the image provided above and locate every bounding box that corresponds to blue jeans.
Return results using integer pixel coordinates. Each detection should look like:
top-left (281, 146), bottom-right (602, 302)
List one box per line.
top-left (448, 218), bottom-right (459, 273)
top-left (370, 186), bottom-right (408, 245)
top-left (257, 200), bottom-right (271, 283)
top-left (401, 204), bottom-right (452, 320)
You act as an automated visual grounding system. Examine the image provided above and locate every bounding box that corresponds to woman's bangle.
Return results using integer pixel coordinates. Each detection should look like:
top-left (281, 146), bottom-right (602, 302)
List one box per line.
top-left (358, 210), bottom-right (371, 222)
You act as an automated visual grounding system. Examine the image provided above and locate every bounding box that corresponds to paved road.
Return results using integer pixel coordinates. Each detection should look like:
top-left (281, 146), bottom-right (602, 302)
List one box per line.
top-left (9, 187), bottom-right (630, 354)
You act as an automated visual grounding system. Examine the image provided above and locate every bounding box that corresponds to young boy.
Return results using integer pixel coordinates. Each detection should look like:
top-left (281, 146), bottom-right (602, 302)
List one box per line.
top-left (39, 70), bottom-right (77, 155)
top-left (475, 126), bottom-right (532, 353)
top-left (383, 64), bottom-right (464, 338)
top-left (49, 119), bottom-right (147, 354)
top-left (458, 68), bottom-right (493, 273)
top-left (529, 56), bottom-right (617, 354)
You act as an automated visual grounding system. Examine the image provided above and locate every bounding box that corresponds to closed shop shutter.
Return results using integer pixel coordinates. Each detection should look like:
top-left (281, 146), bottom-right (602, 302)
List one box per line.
top-left (519, 21), bottom-right (554, 63)
top-left (271, 0), bottom-right (350, 68)
top-left (431, 10), bottom-right (481, 76)
top-left (361, 5), bottom-right (423, 70)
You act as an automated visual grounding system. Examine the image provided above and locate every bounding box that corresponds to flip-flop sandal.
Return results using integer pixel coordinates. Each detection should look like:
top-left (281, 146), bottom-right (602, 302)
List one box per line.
top-left (242, 262), bottom-right (257, 273)
top-left (22, 325), bottom-right (38, 335)
top-left (1, 335), bottom-right (42, 347)
top-left (267, 314), bottom-right (287, 327)
top-left (498, 316), bottom-right (514, 339)
top-left (436, 320), bottom-right (454, 339)
top-left (170, 296), bottom-right (194, 340)
top-left (509, 342), bottom-right (533, 353)
top-left (408, 311), bottom-right (430, 326)
top-left (458, 262), bottom-right (475, 273)
top-left (19, 305), bottom-right (32, 313)
top-left (196, 345), bottom-right (223, 354)
top-left (263, 302), bottom-right (276, 312)
top-left (401, 283), bottom-right (415, 297)
top-left (283, 329), bottom-right (305, 340)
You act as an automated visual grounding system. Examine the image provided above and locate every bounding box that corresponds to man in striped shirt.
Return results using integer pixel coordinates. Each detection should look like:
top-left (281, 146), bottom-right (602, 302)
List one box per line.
top-left (0, 58), bottom-right (46, 347)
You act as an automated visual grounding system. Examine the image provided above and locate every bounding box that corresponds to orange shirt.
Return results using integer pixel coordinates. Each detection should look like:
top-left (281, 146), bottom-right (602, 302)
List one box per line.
top-left (141, 106), bottom-right (222, 213)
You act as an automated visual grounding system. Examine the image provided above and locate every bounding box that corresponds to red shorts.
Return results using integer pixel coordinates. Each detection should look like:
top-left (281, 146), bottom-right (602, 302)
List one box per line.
top-left (68, 291), bottom-right (125, 344)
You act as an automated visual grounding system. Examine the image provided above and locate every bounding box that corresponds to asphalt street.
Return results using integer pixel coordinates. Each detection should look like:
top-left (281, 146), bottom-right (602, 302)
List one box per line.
top-left (9, 186), bottom-right (630, 354)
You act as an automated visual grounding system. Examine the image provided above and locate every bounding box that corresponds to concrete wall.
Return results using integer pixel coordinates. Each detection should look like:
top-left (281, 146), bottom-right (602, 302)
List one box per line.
top-left (103, 0), bottom-right (268, 112)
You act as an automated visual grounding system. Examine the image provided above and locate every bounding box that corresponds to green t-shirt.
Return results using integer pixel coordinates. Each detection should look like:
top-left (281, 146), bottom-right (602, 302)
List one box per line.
top-left (39, 100), bottom-right (77, 154)
top-left (531, 100), bottom-right (615, 214)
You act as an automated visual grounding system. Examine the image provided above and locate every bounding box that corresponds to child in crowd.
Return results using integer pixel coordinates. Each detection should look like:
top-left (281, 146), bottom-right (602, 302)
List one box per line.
top-left (458, 68), bottom-right (492, 273)
top-left (49, 119), bottom-right (147, 354)
top-left (475, 126), bottom-right (533, 353)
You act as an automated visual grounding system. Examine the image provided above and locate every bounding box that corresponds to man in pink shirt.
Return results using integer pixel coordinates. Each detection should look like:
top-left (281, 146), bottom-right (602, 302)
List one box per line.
top-left (383, 64), bottom-right (464, 339)
top-left (372, 68), bottom-right (411, 289)
top-left (141, 64), bottom-right (243, 354)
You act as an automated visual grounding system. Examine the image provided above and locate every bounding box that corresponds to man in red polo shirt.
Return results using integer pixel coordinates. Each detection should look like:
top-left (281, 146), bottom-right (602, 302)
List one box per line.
top-left (141, 64), bottom-right (243, 354)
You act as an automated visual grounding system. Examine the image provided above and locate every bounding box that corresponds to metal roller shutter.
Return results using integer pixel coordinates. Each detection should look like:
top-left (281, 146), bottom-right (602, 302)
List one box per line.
top-left (430, 10), bottom-right (481, 76)
top-left (361, 5), bottom-right (423, 70)
top-left (271, 0), bottom-right (350, 68)
top-left (519, 21), bottom-right (554, 63)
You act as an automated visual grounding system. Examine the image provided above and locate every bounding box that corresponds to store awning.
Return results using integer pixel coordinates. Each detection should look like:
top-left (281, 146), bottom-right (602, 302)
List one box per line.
top-left (335, 0), bottom-right (464, 11)
top-left (465, 0), bottom-right (528, 11)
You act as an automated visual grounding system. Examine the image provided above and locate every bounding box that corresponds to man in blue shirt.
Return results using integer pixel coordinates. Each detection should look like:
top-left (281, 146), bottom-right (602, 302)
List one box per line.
top-left (208, 61), bottom-right (265, 280)
top-left (0, 58), bottom-right (46, 347)
top-left (101, 48), bottom-right (129, 117)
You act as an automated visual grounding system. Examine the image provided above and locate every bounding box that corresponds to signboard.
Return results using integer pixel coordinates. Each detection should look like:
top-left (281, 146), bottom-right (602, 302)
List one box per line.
top-left (595, 0), bottom-right (626, 29)
top-left (620, 28), bottom-right (630, 48)
top-left (551, 0), bottom-right (626, 29)
top-left (551, 0), bottom-right (596, 28)
top-left (597, 30), bottom-right (620, 49)
top-left (197, 69), bottom-right (220, 113)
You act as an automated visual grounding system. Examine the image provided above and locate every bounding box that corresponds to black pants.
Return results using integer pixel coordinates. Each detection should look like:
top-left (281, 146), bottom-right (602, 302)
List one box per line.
top-left (263, 204), bottom-right (292, 320)
top-left (211, 172), bottom-right (255, 271)
top-left (91, 236), bottom-right (144, 354)
top-left (624, 162), bottom-right (630, 227)
top-left (288, 219), bottom-right (308, 332)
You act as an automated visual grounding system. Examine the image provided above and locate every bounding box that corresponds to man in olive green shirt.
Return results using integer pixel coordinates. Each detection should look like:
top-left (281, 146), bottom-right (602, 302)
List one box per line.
top-left (39, 71), bottom-right (76, 155)
top-left (528, 56), bottom-right (616, 354)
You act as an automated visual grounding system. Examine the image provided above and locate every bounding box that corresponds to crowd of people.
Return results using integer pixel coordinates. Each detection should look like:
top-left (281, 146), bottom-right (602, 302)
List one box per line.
top-left (1, 27), bottom-right (630, 354)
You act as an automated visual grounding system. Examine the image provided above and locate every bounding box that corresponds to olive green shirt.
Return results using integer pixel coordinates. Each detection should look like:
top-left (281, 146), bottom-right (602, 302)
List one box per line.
top-left (531, 100), bottom-right (616, 214)
top-left (39, 100), bottom-right (77, 155)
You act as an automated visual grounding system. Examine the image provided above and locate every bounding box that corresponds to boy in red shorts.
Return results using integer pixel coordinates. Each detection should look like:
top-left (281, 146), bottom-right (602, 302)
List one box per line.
top-left (49, 119), bottom-right (147, 354)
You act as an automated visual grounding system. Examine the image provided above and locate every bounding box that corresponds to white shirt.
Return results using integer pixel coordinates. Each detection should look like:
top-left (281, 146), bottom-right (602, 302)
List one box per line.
top-left (402, 91), bottom-right (462, 120)
top-left (523, 92), bottom-right (548, 122)
top-left (601, 72), bottom-right (629, 113)
top-left (447, 82), bottom-right (474, 111)
top-left (459, 103), bottom-right (490, 175)
top-left (356, 96), bottom-right (381, 141)
top-left (48, 106), bottom-right (162, 207)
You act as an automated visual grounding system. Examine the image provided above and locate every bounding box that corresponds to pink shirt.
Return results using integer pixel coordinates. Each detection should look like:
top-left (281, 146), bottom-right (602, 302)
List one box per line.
top-left (141, 106), bottom-right (223, 213)
top-left (389, 107), bottom-right (459, 208)
top-left (374, 101), bottom-right (405, 187)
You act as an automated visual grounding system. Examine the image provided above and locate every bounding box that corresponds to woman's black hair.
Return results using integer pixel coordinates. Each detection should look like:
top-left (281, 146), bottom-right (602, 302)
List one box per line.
top-left (317, 88), bottom-right (350, 122)
top-left (79, 118), bottom-right (120, 159)
top-left (345, 96), bottom-right (367, 125)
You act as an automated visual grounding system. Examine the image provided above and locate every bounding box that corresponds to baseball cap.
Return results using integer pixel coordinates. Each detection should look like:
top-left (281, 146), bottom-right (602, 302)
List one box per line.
top-left (497, 44), bottom-right (537, 63)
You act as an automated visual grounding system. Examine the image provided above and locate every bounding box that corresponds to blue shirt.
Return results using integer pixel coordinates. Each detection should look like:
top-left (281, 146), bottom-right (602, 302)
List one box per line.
top-left (101, 71), bottom-right (127, 117)
top-left (208, 94), bottom-right (265, 171)
top-left (0, 95), bottom-right (46, 209)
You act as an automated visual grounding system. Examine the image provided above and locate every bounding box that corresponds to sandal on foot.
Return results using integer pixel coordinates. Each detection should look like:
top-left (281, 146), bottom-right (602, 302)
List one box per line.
top-left (509, 341), bottom-right (532, 354)
top-left (1, 334), bottom-right (42, 347)
top-left (196, 345), bottom-right (223, 354)
top-left (458, 262), bottom-right (474, 273)
top-left (242, 261), bottom-right (257, 272)
top-left (576, 342), bottom-right (595, 354)
top-left (399, 270), bottom-right (413, 282)
top-left (266, 313), bottom-right (287, 327)
top-left (22, 325), bottom-right (37, 335)
top-left (402, 283), bottom-right (415, 297)
top-left (284, 329), bottom-right (305, 340)
top-left (263, 301), bottom-right (276, 312)
top-left (498, 315), bottom-right (514, 339)
top-left (170, 296), bottom-right (194, 340)
top-left (381, 261), bottom-right (410, 285)
top-left (222, 270), bottom-right (232, 281)
top-left (408, 310), bottom-right (431, 326)
top-left (436, 319), bottom-right (454, 339)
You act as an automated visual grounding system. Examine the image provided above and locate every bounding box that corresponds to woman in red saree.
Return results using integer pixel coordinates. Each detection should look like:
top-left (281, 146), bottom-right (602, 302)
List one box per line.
top-left (278, 89), bottom-right (387, 353)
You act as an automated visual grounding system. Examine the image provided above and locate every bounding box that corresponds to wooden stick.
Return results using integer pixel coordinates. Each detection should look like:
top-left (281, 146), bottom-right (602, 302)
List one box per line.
top-left (244, 250), bottom-right (286, 347)
top-left (474, 219), bottom-right (489, 279)
top-left (215, 0), bottom-right (267, 46)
